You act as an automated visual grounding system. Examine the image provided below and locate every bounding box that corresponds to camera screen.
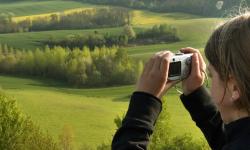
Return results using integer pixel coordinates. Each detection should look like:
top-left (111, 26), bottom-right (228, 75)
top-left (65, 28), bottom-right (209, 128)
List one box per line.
top-left (169, 61), bottom-right (181, 77)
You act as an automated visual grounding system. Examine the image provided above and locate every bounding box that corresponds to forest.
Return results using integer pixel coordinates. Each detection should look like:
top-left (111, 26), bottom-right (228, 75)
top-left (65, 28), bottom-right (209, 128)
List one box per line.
top-left (78, 0), bottom-right (249, 16)
top-left (0, 45), bottom-right (143, 87)
top-left (45, 24), bottom-right (180, 50)
top-left (0, 8), bottom-right (130, 33)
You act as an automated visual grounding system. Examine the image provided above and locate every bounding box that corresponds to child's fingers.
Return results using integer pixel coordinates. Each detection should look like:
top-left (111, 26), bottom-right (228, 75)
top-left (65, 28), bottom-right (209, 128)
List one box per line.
top-left (191, 53), bottom-right (202, 78)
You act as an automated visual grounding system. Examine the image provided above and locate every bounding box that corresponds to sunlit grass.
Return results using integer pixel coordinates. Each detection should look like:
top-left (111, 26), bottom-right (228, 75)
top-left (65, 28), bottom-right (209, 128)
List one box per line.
top-left (12, 7), bottom-right (99, 22)
top-left (0, 75), bottom-right (205, 148)
top-left (0, 1), bottom-right (100, 17)
top-left (0, 2), bottom-right (221, 148)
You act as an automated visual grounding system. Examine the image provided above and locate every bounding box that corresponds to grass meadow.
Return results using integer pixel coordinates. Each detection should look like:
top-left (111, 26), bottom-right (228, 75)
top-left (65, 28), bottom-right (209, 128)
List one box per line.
top-left (0, 0), bottom-right (222, 148)
top-left (0, 1), bottom-right (100, 17)
top-left (0, 75), bottom-right (204, 149)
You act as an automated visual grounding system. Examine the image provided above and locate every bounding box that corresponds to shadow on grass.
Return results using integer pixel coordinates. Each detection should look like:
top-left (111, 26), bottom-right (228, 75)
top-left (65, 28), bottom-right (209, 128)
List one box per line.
top-left (112, 95), bottom-right (130, 102)
top-left (0, 74), bottom-right (135, 99)
top-left (162, 13), bottom-right (202, 20)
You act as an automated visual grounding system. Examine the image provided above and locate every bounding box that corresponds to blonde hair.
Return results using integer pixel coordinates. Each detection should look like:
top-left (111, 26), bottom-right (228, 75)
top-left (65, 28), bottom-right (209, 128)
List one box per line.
top-left (205, 13), bottom-right (250, 112)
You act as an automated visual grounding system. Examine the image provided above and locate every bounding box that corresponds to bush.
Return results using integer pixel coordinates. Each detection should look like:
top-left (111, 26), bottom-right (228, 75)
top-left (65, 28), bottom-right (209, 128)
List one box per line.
top-left (149, 97), bottom-right (210, 150)
top-left (110, 96), bottom-right (210, 150)
top-left (0, 92), bottom-right (59, 150)
top-left (58, 124), bottom-right (75, 150)
top-left (135, 24), bottom-right (180, 45)
top-left (163, 134), bottom-right (210, 150)
top-left (46, 32), bottom-right (129, 50)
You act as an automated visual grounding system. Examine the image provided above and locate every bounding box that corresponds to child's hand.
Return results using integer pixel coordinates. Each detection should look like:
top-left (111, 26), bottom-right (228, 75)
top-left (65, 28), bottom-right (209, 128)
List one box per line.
top-left (180, 47), bottom-right (207, 95)
top-left (135, 51), bottom-right (178, 100)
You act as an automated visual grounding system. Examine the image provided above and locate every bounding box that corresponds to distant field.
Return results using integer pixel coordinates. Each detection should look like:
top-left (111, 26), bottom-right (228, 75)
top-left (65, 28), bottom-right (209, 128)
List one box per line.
top-left (0, 27), bottom-right (123, 50)
top-left (0, 1), bottom-right (99, 17)
top-left (0, 9), bottom-right (223, 59)
top-left (0, 75), bottom-right (205, 149)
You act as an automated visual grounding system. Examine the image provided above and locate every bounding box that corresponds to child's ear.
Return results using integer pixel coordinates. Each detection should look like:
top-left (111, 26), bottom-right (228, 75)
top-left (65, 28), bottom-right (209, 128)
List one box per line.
top-left (231, 87), bottom-right (240, 101)
top-left (228, 76), bottom-right (241, 102)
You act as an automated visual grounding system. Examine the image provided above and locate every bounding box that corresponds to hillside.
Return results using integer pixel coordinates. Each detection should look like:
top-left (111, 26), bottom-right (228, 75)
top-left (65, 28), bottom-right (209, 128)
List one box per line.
top-left (0, 75), bottom-right (204, 149)
top-left (0, 9), bottom-right (223, 60)
top-left (0, 0), bottom-right (222, 149)
top-left (0, 1), bottom-right (100, 17)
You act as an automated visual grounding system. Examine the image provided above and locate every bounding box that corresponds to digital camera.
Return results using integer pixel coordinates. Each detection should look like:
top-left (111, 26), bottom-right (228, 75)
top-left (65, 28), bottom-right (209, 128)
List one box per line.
top-left (168, 53), bottom-right (193, 81)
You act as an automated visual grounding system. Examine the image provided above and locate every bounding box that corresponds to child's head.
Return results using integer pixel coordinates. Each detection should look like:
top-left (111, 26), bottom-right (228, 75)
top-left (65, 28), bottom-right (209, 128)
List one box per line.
top-left (205, 14), bottom-right (250, 116)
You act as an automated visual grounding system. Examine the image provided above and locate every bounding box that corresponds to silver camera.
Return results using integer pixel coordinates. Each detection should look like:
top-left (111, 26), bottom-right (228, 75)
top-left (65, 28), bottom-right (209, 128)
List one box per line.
top-left (168, 53), bottom-right (193, 81)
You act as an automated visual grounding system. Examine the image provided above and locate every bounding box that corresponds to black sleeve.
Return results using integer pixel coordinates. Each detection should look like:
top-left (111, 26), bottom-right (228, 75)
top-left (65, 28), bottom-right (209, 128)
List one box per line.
top-left (112, 92), bottom-right (162, 150)
top-left (180, 86), bottom-right (225, 150)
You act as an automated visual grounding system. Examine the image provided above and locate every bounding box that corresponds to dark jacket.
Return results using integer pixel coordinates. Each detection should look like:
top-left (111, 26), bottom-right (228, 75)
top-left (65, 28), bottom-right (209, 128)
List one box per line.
top-left (112, 86), bottom-right (250, 150)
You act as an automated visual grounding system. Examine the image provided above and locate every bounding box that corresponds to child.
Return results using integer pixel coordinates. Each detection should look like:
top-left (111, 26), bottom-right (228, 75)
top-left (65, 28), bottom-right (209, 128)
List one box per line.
top-left (112, 14), bottom-right (250, 150)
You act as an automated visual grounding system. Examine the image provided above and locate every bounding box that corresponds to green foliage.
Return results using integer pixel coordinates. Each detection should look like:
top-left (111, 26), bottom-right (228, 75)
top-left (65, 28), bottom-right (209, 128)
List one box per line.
top-left (96, 143), bottom-right (111, 150)
top-left (0, 92), bottom-right (59, 150)
top-left (45, 24), bottom-right (179, 50)
top-left (0, 7), bottom-right (130, 33)
top-left (110, 97), bottom-right (210, 150)
top-left (123, 25), bottom-right (136, 40)
top-left (58, 124), bottom-right (75, 150)
top-left (163, 134), bottom-right (210, 150)
top-left (149, 97), bottom-right (210, 150)
top-left (46, 31), bottom-right (129, 50)
top-left (135, 24), bottom-right (180, 44)
top-left (0, 44), bottom-right (141, 87)
top-left (114, 114), bottom-right (125, 128)
top-left (149, 97), bottom-right (171, 150)
top-left (80, 0), bottom-right (250, 17)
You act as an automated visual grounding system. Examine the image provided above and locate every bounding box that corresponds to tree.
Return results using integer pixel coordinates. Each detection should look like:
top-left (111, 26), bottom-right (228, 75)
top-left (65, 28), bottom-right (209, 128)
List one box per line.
top-left (0, 93), bottom-right (59, 150)
top-left (34, 48), bottom-right (47, 76)
top-left (24, 51), bottom-right (35, 75)
top-left (65, 58), bottom-right (78, 85)
top-left (123, 25), bottom-right (136, 40)
top-left (0, 45), bottom-right (140, 87)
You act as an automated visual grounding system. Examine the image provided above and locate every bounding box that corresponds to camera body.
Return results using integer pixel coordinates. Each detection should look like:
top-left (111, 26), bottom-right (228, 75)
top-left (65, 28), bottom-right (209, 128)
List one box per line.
top-left (168, 53), bottom-right (193, 81)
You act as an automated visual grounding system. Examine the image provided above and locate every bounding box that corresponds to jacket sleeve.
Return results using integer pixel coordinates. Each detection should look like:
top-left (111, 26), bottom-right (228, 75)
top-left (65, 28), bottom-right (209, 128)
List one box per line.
top-left (180, 86), bottom-right (225, 150)
top-left (112, 91), bottom-right (162, 150)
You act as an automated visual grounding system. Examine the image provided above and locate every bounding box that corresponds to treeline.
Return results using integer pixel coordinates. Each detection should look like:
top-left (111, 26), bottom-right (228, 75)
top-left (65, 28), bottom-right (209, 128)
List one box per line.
top-left (135, 24), bottom-right (179, 44)
top-left (0, 7), bottom-right (131, 33)
top-left (78, 0), bottom-right (250, 17)
top-left (45, 24), bottom-right (180, 50)
top-left (46, 33), bottom-right (129, 51)
top-left (1, 0), bottom-right (249, 17)
top-left (0, 45), bottom-right (143, 87)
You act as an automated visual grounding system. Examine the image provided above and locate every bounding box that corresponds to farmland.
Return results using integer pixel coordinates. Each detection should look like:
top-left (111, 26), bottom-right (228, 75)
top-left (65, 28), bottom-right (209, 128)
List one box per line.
top-left (0, 0), bottom-right (223, 149)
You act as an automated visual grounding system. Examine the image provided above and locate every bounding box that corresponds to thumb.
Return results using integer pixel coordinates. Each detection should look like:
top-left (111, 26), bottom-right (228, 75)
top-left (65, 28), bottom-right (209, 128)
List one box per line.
top-left (191, 53), bottom-right (201, 77)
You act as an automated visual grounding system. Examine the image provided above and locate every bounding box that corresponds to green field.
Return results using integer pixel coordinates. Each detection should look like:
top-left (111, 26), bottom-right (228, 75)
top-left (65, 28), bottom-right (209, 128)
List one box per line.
top-left (0, 75), bottom-right (205, 149)
top-left (0, 0), bottom-right (221, 149)
top-left (0, 27), bottom-right (123, 50)
top-left (0, 9), bottom-right (223, 60)
top-left (0, 0), bottom-right (99, 17)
